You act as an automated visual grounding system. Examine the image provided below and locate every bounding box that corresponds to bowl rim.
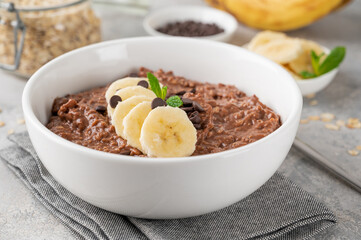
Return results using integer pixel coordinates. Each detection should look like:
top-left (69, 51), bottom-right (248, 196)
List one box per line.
top-left (142, 5), bottom-right (238, 41)
top-left (23, 36), bottom-right (302, 165)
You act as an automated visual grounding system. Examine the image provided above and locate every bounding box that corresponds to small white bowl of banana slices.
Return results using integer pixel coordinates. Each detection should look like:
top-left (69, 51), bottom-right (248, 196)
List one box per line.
top-left (245, 31), bottom-right (340, 96)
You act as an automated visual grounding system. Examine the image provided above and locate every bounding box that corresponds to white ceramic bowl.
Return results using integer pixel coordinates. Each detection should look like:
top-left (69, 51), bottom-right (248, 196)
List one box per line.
top-left (143, 5), bottom-right (238, 42)
top-left (23, 37), bottom-right (302, 219)
top-left (243, 44), bottom-right (338, 96)
top-left (296, 68), bottom-right (338, 96)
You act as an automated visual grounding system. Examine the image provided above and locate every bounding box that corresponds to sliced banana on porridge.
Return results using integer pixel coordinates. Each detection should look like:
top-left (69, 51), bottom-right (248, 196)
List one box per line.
top-left (108, 72), bottom-right (198, 157)
top-left (123, 101), bottom-right (153, 153)
top-left (107, 85), bottom-right (156, 117)
top-left (140, 106), bottom-right (197, 158)
top-left (112, 95), bottom-right (154, 138)
top-left (105, 77), bottom-right (150, 104)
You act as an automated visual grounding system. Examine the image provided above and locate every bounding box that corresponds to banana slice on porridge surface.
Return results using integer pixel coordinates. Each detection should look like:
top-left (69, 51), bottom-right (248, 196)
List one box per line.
top-left (140, 106), bottom-right (197, 158)
top-left (107, 86), bottom-right (156, 117)
top-left (105, 77), bottom-right (149, 104)
top-left (123, 101), bottom-right (152, 153)
top-left (112, 95), bottom-right (154, 138)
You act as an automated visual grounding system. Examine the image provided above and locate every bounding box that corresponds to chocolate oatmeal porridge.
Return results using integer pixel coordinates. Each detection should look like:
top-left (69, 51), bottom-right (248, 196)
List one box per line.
top-left (47, 67), bottom-right (281, 156)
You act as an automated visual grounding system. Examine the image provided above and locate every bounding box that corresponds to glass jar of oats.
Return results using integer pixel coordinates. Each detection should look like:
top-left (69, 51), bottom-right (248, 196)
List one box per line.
top-left (0, 0), bottom-right (101, 77)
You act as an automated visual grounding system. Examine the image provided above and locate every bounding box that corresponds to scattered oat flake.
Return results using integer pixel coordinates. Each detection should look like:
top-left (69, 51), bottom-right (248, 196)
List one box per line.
top-left (336, 120), bottom-right (345, 127)
top-left (7, 129), bottom-right (14, 135)
top-left (320, 113), bottom-right (335, 122)
top-left (305, 93), bottom-right (316, 99)
top-left (300, 119), bottom-right (309, 124)
top-left (346, 118), bottom-right (361, 129)
top-left (356, 145), bottom-right (361, 151)
top-left (325, 123), bottom-right (340, 131)
top-left (348, 150), bottom-right (359, 156)
top-left (309, 100), bottom-right (318, 106)
top-left (17, 119), bottom-right (25, 125)
top-left (308, 115), bottom-right (320, 121)
top-left (0, 121), bottom-right (5, 127)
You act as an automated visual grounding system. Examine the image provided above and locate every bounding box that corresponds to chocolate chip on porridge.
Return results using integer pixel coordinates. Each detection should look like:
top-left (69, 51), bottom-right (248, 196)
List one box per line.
top-left (151, 98), bottom-right (167, 109)
top-left (110, 95), bottom-right (122, 108)
top-left (95, 105), bottom-right (106, 114)
top-left (137, 80), bottom-right (149, 89)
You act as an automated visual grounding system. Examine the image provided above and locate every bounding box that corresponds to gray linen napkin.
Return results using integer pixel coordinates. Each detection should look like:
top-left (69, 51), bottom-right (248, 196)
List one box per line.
top-left (0, 132), bottom-right (336, 240)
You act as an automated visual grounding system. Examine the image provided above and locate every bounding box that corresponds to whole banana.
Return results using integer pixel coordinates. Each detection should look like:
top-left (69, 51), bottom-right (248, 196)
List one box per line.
top-left (206, 0), bottom-right (350, 31)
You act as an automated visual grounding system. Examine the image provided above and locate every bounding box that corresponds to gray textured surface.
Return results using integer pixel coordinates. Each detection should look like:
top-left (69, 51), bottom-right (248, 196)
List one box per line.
top-left (0, 0), bottom-right (360, 239)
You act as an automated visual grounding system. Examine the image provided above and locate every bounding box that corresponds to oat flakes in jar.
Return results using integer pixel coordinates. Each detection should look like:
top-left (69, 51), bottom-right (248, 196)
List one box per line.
top-left (0, 0), bottom-right (101, 77)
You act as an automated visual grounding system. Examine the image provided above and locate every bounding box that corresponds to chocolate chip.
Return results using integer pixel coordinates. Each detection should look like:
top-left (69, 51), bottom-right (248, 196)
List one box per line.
top-left (151, 98), bottom-right (167, 109)
top-left (129, 73), bottom-right (138, 77)
top-left (189, 111), bottom-right (199, 118)
top-left (137, 80), bottom-right (149, 89)
top-left (119, 149), bottom-right (131, 155)
top-left (181, 106), bottom-right (194, 112)
top-left (110, 95), bottom-right (122, 108)
top-left (182, 98), bottom-right (193, 107)
top-left (190, 115), bottom-right (201, 124)
top-left (193, 123), bottom-right (202, 130)
top-left (190, 88), bottom-right (196, 94)
top-left (95, 105), bottom-right (106, 113)
top-left (175, 90), bottom-right (186, 96)
top-left (193, 101), bottom-right (204, 112)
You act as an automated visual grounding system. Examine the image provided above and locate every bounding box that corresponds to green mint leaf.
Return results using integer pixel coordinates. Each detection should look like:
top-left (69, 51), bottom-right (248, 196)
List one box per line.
top-left (310, 50), bottom-right (321, 76)
top-left (300, 71), bottom-right (317, 79)
top-left (318, 46), bottom-right (346, 75)
top-left (166, 95), bottom-right (183, 108)
top-left (161, 86), bottom-right (167, 100)
top-left (147, 72), bottom-right (162, 98)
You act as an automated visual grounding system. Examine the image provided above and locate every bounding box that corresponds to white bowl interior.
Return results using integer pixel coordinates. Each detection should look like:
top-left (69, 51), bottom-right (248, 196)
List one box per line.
top-left (144, 6), bottom-right (237, 41)
top-left (27, 38), bottom-right (299, 130)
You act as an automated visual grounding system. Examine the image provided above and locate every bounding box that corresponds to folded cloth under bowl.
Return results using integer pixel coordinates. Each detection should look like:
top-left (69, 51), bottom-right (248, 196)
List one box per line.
top-left (0, 132), bottom-right (336, 240)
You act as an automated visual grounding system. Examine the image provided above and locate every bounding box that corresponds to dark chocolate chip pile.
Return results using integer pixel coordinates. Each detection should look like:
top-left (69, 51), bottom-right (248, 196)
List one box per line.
top-left (180, 97), bottom-right (204, 130)
top-left (156, 20), bottom-right (224, 37)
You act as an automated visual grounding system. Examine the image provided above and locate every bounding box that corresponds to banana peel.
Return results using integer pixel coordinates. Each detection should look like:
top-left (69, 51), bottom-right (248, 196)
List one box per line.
top-left (205, 0), bottom-right (351, 31)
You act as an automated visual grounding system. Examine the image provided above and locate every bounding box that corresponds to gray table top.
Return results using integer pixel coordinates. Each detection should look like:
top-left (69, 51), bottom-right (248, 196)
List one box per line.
top-left (1, 1), bottom-right (360, 239)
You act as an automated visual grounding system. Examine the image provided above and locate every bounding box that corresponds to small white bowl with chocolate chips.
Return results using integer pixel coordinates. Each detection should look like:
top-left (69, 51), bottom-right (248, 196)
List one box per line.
top-left (143, 5), bottom-right (238, 42)
top-left (23, 37), bottom-right (302, 219)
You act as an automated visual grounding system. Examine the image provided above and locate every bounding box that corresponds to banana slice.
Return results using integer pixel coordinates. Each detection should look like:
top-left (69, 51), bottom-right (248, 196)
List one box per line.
top-left (108, 86), bottom-right (156, 117)
top-left (253, 38), bottom-right (303, 64)
top-left (289, 39), bottom-right (325, 74)
top-left (140, 106), bottom-right (197, 158)
top-left (112, 95), bottom-right (154, 138)
top-left (105, 77), bottom-right (149, 104)
top-left (123, 101), bottom-right (152, 153)
top-left (248, 31), bottom-right (287, 51)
